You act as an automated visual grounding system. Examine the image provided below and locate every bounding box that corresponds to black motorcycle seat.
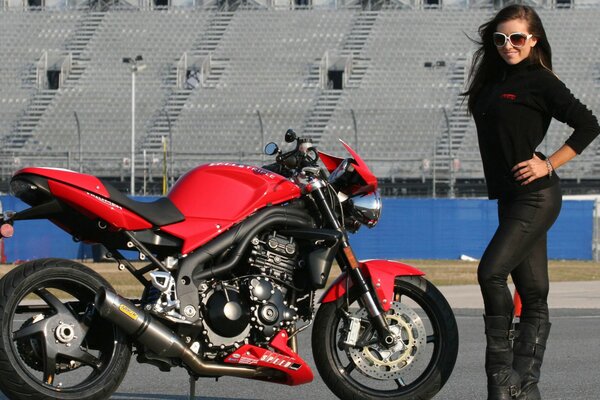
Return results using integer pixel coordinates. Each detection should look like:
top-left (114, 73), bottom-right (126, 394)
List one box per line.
top-left (101, 180), bottom-right (185, 227)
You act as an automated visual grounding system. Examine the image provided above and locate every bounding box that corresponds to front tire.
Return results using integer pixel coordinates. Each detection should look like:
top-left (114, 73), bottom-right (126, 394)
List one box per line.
top-left (0, 258), bottom-right (131, 400)
top-left (312, 275), bottom-right (458, 400)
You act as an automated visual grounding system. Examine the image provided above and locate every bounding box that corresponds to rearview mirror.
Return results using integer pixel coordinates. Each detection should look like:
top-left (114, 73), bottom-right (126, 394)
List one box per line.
top-left (264, 142), bottom-right (279, 156)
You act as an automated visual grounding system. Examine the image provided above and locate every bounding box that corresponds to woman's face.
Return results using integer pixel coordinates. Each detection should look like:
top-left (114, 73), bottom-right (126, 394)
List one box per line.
top-left (495, 18), bottom-right (538, 65)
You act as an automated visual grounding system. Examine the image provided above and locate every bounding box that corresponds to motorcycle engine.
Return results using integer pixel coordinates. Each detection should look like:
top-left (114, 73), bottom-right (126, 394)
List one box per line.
top-left (198, 232), bottom-right (299, 350)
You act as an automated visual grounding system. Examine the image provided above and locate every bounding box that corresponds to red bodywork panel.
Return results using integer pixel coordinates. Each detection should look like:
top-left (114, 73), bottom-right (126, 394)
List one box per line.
top-left (17, 167), bottom-right (110, 197)
top-left (48, 181), bottom-right (152, 230)
top-left (319, 140), bottom-right (377, 195)
top-left (15, 168), bottom-right (152, 231)
top-left (224, 330), bottom-right (313, 385)
top-left (320, 260), bottom-right (425, 312)
top-left (163, 163), bottom-right (301, 254)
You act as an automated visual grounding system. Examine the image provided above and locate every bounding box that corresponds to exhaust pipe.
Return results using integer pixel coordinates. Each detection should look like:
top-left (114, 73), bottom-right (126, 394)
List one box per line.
top-left (95, 288), bottom-right (282, 380)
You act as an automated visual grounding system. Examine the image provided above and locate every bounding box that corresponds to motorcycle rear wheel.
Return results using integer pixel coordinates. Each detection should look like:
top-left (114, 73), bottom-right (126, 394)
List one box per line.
top-left (0, 258), bottom-right (131, 400)
top-left (312, 275), bottom-right (458, 400)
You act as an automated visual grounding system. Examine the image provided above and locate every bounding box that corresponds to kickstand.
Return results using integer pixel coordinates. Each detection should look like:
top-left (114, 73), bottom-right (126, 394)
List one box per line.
top-left (188, 375), bottom-right (197, 400)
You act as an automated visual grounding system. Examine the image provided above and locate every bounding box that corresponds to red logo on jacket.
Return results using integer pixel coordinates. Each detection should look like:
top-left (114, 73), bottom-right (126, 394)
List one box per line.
top-left (500, 93), bottom-right (517, 101)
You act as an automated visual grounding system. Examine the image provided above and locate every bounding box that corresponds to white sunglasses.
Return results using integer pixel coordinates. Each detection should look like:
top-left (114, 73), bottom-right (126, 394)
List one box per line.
top-left (493, 32), bottom-right (533, 48)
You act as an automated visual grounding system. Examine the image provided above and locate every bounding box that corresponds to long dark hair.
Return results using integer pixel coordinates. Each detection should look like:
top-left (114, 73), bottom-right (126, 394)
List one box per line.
top-left (464, 5), bottom-right (552, 113)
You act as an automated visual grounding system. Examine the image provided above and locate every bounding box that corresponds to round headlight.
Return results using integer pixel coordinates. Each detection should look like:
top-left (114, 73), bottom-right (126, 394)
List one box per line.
top-left (349, 191), bottom-right (382, 228)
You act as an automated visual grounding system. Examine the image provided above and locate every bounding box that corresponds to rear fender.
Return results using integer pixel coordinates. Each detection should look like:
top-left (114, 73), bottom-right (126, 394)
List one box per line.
top-left (319, 260), bottom-right (425, 312)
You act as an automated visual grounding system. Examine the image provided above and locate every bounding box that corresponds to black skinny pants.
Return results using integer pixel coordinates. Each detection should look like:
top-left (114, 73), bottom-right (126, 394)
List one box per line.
top-left (478, 184), bottom-right (562, 321)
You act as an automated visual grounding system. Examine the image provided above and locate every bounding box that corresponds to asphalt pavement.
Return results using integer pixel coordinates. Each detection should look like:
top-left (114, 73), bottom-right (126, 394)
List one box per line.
top-left (113, 281), bottom-right (600, 399)
top-left (1, 281), bottom-right (598, 400)
top-left (438, 280), bottom-right (600, 309)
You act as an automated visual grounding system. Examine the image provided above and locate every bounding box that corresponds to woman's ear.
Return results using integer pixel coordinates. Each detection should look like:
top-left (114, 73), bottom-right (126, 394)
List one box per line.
top-left (530, 37), bottom-right (538, 48)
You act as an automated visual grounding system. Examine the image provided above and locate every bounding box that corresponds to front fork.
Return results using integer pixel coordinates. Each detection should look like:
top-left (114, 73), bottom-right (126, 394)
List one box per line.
top-left (339, 250), bottom-right (397, 348)
top-left (310, 183), bottom-right (396, 348)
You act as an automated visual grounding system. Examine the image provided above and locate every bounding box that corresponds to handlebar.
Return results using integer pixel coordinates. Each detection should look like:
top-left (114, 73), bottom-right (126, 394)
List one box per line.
top-left (263, 130), bottom-right (320, 176)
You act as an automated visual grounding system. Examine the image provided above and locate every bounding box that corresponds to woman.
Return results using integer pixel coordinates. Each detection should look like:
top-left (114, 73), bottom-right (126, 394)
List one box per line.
top-left (464, 5), bottom-right (599, 400)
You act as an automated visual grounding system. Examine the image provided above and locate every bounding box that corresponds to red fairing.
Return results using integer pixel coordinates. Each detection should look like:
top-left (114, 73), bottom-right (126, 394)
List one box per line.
top-left (224, 330), bottom-right (313, 386)
top-left (163, 163), bottom-right (301, 254)
top-left (318, 151), bottom-right (345, 173)
top-left (15, 167), bottom-right (110, 197)
top-left (48, 181), bottom-right (152, 230)
top-left (340, 140), bottom-right (377, 194)
top-left (14, 168), bottom-right (151, 230)
top-left (320, 260), bottom-right (425, 312)
top-left (319, 140), bottom-right (377, 195)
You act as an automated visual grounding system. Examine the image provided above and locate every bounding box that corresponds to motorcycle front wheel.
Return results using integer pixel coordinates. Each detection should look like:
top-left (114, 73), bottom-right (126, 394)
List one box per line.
top-left (0, 258), bottom-right (131, 400)
top-left (312, 275), bottom-right (458, 400)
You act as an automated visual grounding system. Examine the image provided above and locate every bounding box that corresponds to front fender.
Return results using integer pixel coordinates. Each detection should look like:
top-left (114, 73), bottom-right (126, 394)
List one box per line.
top-left (319, 259), bottom-right (425, 312)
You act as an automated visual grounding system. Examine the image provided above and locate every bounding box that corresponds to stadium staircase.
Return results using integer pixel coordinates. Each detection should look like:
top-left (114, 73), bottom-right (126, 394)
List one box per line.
top-left (61, 12), bottom-right (106, 87)
top-left (302, 11), bottom-right (376, 141)
top-left (341, 11), bottom-right (374, 87)
top-left (143, 12), bottom-right (233, 153)
top-left (302, 89), bottom-right (344, 142)
top-left (66, 12), bottom-right (105, 61)
top-left (3, 12), bottom-right (105, 152)
top-left (3, 90), bottom-right (56, 151)
top-left (305, 62), bottom-right (321, 87)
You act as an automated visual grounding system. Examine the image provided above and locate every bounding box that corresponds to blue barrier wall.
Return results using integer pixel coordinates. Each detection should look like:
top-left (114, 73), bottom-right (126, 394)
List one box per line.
top-left (0, 196), bottom-right (595, 262)
top-left (351, 198), bottom-right (595, 260)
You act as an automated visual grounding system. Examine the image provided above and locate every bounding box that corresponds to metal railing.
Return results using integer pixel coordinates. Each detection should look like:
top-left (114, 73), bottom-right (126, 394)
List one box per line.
top-left (59, 53), bottom-right (72, 88)
top-left (0, 148), bottom-right (594, 189)
top-left (36, 51), bottom-right (48, 89)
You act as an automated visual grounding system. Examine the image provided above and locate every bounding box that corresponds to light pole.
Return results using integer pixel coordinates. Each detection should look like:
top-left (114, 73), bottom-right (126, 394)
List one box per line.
top-left (256, 110), bottom-right (264, 164)
top-left (123, 55), bottom-right (146, 195)
top-left (350, 108), bottom-right (358, 152)
top-left (73, 111), bottom-right (82, 173)
top-left (164, 110), bottom-right (173, 190)
top-left (442, 108), bottom-right (455, 198)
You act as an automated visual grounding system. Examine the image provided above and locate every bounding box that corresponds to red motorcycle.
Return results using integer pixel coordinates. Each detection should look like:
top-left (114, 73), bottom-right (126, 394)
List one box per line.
top-left (0, 130), bottom-right (458, 400)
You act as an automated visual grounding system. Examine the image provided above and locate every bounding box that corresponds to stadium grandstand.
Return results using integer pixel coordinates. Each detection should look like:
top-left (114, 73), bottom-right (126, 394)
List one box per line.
top-left (1, 0), bottom-right (599, 197)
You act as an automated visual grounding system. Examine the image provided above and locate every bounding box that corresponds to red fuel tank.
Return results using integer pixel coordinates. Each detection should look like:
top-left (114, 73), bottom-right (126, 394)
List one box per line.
top-left (162, 163), bottom-right (301, 254)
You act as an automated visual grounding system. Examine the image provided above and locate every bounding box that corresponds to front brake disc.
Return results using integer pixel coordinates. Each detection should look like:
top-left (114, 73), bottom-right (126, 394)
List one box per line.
top-left (346, 301), bottom-right (427, 380)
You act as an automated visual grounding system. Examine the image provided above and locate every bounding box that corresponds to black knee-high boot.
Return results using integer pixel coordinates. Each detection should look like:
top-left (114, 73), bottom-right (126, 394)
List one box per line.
top-left (484, 315), bottom-right (521, 400)
top-left (513, 318), bottom-right (551, 400)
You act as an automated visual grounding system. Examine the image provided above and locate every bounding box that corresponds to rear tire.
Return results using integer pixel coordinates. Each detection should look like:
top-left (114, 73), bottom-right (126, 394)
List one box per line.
top-left (0, 258), bottom-right (131, 400)
top-left (312, 276), bottom-right (458, 400)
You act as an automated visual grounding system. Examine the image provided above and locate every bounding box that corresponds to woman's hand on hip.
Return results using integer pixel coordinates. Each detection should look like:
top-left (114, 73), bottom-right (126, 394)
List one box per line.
top-left (512, 154), bottom-right (548, 185)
